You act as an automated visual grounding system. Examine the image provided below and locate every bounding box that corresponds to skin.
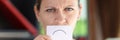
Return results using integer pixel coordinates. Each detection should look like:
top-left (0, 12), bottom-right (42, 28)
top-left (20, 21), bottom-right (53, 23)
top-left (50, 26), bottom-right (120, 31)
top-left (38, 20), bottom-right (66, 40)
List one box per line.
top-left (34, 0), bottom-right (82, 40)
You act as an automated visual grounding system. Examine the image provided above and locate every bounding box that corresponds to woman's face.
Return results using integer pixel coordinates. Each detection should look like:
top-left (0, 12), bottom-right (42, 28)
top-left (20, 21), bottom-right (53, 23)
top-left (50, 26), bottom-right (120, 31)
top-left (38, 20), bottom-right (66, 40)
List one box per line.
top-left (34, 0), bottom-right (81, 29)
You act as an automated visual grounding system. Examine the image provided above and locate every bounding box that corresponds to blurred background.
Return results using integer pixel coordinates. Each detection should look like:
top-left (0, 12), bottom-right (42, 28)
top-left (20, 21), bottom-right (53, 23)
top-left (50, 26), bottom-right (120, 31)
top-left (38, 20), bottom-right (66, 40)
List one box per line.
top-left (0, 0), bottom-right (37, 40)
top-left (0, 0), bottom-right (120, 40)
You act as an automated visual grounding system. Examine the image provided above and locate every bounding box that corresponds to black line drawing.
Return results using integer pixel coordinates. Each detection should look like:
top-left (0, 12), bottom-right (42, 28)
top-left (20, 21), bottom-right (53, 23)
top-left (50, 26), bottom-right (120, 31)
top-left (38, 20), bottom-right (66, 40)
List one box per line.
top-left (52, 29), bottom-right (66, 35)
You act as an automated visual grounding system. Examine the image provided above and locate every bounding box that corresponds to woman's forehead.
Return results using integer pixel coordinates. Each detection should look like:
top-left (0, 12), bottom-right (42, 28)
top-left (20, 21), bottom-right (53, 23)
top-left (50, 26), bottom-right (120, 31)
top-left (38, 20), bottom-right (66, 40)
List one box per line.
top-left (41, 0), bottom-right (78, 2)
top-left (41, 0), bottom-right (78, 7)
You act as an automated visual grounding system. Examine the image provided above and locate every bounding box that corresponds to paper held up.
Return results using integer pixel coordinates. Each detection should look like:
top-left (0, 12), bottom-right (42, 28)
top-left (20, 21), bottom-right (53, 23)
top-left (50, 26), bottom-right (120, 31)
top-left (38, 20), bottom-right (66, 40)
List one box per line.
top-left (47, 25), bottom-right (74, 40)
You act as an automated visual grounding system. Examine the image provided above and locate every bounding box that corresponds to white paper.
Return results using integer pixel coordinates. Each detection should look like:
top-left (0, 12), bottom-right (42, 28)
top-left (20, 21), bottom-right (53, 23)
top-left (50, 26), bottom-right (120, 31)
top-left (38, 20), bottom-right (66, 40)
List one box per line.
top-left (47, 26), bottom-right (73, 40)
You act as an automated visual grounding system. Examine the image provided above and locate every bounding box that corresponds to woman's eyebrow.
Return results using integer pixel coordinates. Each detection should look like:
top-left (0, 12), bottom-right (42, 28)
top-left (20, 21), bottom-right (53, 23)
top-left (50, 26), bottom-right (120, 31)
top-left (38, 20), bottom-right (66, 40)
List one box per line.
top-left (45, 6), bottom-right (55, 9)
top-left (67, 5), bottom-right (74, 7)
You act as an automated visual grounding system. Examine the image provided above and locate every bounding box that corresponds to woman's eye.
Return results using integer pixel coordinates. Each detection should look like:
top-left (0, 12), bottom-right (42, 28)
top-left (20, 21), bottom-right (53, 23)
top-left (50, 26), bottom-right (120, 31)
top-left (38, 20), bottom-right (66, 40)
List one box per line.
top-left (65, 8), bottom-right (74, 11)
top-left (46, 9), bottom-right (55, 12)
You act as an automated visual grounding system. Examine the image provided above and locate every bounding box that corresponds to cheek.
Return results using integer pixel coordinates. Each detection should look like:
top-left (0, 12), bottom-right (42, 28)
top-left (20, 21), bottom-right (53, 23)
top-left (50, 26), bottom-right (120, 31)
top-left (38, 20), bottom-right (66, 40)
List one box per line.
top-left (39, 13), bottom-right (55, 25)
top-left (66, 12), bottom-right (79, 25)
top-left (68, 15), bottom-right (78, 23)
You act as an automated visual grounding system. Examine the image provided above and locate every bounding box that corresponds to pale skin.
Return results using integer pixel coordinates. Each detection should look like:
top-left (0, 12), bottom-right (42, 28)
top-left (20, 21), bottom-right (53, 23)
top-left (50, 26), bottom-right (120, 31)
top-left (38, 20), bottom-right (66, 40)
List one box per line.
top-left (34, 0), bottom-right (82, 40)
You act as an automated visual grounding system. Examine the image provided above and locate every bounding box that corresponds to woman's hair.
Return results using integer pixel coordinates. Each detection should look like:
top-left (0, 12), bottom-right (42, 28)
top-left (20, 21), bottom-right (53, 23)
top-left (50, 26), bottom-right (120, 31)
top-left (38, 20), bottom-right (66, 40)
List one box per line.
top-left (35, 0), bottom-right (41, 10)
top-left (35, 0), bottom-right (80, 10)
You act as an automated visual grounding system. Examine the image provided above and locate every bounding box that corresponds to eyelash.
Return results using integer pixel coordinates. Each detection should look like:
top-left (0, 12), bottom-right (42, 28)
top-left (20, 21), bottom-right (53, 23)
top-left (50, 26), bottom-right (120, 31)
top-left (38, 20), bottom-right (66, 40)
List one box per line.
top-left (46, 8), bottom-right (74, 13)
top-left (46, 9), bottom-right (55, 12)
top-left (65, 8), bottom-right (74, 11)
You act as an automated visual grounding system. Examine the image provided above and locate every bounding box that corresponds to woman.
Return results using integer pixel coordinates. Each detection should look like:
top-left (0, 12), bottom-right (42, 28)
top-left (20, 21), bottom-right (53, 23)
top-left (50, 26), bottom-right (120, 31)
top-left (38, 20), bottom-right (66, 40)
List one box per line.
top-left (34, 0), bottom-right (81, 40)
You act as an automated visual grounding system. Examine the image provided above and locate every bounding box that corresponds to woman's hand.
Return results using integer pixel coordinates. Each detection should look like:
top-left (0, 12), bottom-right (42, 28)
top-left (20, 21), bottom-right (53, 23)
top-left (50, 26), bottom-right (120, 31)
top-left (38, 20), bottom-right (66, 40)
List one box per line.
top-left (34, 35), bottom-right (51, 40)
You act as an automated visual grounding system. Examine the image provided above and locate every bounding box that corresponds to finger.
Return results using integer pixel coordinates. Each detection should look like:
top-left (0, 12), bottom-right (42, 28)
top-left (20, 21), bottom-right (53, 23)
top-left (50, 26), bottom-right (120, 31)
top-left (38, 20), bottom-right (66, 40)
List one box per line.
top-left (34, 35), bottom-right (45, 40)
top-left (34, 35), bottom-right (51, 40)
top-left (42, 35), bottom-right (51, 40)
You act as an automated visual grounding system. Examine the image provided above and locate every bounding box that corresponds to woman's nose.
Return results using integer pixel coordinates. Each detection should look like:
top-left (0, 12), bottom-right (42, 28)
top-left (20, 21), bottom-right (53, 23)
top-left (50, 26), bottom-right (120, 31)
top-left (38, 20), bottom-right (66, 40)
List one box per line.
top-left (55, 10), bottom-right (66, 24)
